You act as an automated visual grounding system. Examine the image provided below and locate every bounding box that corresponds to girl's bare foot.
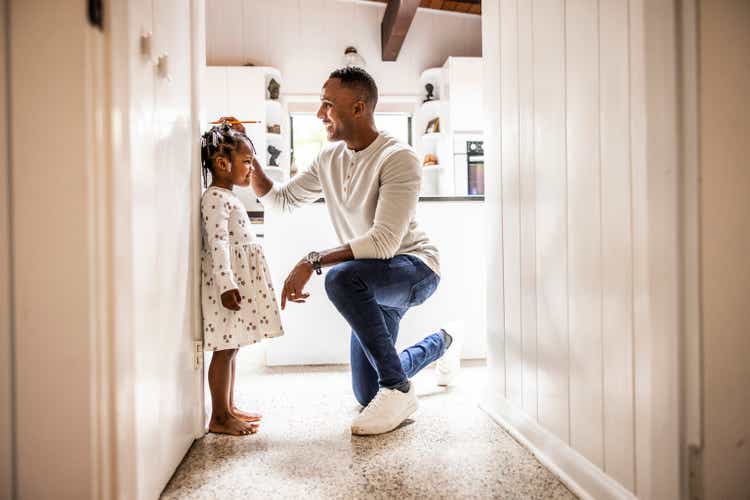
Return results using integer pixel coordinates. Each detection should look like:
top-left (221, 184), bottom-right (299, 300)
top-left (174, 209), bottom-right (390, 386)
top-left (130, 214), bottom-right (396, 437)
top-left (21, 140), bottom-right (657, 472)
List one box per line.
top-left (232, 406), bottom-right (263, 423)
top-left (209, 412), bottom-right (260, 436)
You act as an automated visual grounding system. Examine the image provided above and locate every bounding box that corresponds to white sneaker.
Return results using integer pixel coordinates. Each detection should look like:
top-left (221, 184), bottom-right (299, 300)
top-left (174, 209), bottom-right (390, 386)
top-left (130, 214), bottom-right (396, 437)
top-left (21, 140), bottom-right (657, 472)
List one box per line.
top-left (351, 384), bottom-right (418, 436)
top-left (436, 328), bottom-right (462, 386)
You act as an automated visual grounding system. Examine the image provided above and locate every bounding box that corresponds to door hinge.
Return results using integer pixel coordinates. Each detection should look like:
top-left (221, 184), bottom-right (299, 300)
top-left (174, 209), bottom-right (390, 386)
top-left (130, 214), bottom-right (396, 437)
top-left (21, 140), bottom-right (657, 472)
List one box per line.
top-left (688, 444), bottom-right (704, 500)
top-left (193, 341), bottom-right (204, 370)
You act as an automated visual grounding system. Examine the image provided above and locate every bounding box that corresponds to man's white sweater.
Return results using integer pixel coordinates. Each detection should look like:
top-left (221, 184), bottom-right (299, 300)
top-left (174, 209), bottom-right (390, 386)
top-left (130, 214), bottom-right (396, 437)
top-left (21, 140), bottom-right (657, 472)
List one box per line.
top-left (259, 132), bottom-right (440, 276)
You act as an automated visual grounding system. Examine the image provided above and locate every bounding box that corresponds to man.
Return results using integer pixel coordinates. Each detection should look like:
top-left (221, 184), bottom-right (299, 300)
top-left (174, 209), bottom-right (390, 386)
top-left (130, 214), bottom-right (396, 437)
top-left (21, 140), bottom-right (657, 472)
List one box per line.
top-left (227, 67), bottom-right (460, 436)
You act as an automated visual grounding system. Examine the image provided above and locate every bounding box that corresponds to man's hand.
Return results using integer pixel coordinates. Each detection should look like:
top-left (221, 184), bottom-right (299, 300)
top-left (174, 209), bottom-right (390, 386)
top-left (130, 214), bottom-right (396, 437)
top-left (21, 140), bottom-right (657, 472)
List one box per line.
top-left (221, 289), bottom-right (242, 311)
top-left (281, 261), bottom-right (313, 310)
top-left (218, 115), bottom-right (246, 134)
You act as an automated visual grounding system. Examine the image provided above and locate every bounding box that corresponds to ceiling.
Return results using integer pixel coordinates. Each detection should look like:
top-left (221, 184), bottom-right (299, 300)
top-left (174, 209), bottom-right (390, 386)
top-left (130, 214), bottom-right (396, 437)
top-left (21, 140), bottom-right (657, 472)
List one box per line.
top-left (369, 0), bottom-right (481, 15)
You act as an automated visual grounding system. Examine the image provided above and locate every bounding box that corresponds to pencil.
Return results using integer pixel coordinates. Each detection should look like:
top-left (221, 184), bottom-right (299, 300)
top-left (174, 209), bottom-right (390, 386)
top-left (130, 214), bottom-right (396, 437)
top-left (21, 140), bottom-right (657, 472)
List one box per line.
top-left (210, 120), bottom-right (262, 124)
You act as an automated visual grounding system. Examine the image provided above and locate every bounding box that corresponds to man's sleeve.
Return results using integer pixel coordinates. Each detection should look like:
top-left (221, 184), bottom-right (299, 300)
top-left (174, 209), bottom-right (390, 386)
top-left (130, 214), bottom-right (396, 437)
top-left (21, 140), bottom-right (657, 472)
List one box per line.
top-left (348, 149), bottom-right (421, 259)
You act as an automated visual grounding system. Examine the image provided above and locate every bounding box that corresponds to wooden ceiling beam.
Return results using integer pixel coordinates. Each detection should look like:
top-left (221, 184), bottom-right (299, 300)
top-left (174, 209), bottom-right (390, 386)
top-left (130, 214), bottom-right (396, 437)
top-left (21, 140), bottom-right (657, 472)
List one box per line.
top-left (381, 0), bottom-right (421, 61)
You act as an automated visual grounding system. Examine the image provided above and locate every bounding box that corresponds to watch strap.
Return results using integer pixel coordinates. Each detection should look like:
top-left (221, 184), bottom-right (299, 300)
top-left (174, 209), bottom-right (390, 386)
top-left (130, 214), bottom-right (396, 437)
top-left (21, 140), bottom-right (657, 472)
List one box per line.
top-left (306, 251), bottom-right (322, 275)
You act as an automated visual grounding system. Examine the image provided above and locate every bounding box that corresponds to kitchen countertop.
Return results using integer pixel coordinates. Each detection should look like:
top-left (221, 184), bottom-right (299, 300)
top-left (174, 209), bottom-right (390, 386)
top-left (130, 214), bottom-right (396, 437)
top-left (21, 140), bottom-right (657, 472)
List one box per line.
top-left (248, 196), bottom-right (484, 222)
top-left (311, 196), bottom-right (485, 204)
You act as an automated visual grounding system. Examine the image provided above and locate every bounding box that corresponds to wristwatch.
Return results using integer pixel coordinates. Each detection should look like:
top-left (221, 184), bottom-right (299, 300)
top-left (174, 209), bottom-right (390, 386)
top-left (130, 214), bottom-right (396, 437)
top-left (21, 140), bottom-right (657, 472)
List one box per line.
top-left (305, 251), bottom-right (322, 275)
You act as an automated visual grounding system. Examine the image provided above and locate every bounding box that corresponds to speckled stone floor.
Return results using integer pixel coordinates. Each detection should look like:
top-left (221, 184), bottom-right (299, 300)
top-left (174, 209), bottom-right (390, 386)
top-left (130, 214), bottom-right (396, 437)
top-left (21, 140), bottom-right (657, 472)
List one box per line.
top-left (161, 361), bottom-right (576, 499)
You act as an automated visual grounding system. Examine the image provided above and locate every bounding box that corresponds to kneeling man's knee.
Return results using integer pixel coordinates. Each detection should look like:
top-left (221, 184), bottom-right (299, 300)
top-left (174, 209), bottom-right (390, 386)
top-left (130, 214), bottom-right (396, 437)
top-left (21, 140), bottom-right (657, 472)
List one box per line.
top-left (324, 262), bottom-right (358, 300)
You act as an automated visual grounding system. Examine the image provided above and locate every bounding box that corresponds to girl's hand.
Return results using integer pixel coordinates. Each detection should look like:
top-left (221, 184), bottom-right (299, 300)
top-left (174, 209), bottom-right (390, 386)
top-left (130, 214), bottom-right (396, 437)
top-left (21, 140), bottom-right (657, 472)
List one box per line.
top-left (221, 289), bottom-right (242, 311)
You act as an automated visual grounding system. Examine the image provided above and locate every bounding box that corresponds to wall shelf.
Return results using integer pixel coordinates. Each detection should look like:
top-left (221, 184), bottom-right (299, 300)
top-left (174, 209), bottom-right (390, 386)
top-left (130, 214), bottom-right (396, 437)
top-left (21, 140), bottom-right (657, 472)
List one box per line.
top-left (414, 58), bottom-right (484, 197)
top-left (419, 99), bottom-right (441, 113)
top-left (421, 132), bottom-right (443, 141)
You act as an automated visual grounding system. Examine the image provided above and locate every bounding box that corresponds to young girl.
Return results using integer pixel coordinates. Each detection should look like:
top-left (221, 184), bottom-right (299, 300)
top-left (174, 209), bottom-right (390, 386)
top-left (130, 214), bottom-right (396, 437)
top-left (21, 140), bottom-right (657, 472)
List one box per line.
top-left (200, 123), bottom-right (284, 436)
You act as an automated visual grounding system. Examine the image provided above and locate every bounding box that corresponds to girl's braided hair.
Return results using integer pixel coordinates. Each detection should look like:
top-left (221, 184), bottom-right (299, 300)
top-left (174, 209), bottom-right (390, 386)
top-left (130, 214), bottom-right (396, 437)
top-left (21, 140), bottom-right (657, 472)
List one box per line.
top-left (200, 123), bottom-right (256, 187)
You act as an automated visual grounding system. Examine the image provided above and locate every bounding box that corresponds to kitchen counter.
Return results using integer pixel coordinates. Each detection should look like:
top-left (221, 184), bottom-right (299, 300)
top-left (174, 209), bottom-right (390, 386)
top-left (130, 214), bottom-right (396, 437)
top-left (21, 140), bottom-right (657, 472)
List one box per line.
top-left (311, 196), bottom-right (485, 204)
top-left (261, 199), bottom-right (487, 366)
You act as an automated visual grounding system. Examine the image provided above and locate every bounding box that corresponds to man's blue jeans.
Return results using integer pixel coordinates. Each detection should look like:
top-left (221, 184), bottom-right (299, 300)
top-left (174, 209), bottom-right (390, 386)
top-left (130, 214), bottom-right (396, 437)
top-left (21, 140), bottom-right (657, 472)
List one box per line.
top-left (324, 255), bottom-right (446, 406)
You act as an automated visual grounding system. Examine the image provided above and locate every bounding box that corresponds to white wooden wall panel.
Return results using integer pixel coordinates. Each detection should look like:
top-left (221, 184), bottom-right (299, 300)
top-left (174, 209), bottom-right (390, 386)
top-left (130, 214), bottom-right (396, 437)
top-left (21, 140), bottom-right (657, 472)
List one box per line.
top-left (517, 0), bottom-right (539, 423)
top-left (565, 0), bottom-right (604, 468)
top-left (500, 0), bottom-right (523, 409)
top-left (532, 0), bottom-right (570, 445)
top-left (628, 0), bottom-right (653, 494)
top-left (205, 0), bottom-right (482, 96)
top-left (483, 1), bottom-right (666, 496)
top-left (599, 0), bottom-right (636, 490)
top-left (482, 0), bottom-right (506, 394)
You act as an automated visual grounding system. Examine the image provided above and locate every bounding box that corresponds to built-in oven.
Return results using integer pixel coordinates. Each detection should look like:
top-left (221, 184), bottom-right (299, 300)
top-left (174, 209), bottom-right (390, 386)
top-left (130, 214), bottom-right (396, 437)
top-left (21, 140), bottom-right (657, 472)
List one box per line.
top-left (466, 140), bottom-right (484, 196)
top-left (452, 133), bottom-right (483, 196)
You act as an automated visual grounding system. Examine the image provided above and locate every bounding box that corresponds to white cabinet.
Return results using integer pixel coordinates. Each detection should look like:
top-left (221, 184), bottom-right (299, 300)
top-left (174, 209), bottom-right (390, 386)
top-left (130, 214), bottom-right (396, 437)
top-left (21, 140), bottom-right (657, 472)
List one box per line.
top-left (445, 57), bottom-right (484, 133)
top-left (202, 66), bottom-right (290, 210)
top-left (414, 58), bottom-right (483, 197)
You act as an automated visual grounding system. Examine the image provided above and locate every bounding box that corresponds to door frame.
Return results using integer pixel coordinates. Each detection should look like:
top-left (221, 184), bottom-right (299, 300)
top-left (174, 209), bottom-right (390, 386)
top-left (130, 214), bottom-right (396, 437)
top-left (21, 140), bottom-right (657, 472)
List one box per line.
top-left (641, 0), bottom-right (703, 497)
top-left (677, 0), bottom-right (703, 498)
top-left (5, 0), bottom-right (205, 497)
top-left (8, 1), bottom-right (111, 497)
top-left (1, 0), bottom-right (14, 497)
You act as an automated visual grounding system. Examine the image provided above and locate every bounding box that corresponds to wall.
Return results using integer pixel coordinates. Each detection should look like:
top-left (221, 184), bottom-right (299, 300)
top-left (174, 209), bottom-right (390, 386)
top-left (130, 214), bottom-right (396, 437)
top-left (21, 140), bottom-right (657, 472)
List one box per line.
top-left (482, 1), bottom-right (682, 498)
top-left (205, 0), bottom-right (482, 96)
top-left (698, 1), bottom-right (750, 498)
top-left (0, 0), bottom-right (13, 497)
top-left (115, 0), bottom-right (205, 498)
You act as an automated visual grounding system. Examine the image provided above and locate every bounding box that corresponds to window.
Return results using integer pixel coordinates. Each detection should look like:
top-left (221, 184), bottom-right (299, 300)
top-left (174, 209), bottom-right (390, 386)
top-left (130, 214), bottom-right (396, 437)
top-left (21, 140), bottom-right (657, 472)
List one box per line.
top-left (290, 112), bottom-right (412, 175)
top-left (374, 113), bottom-right (412, 146)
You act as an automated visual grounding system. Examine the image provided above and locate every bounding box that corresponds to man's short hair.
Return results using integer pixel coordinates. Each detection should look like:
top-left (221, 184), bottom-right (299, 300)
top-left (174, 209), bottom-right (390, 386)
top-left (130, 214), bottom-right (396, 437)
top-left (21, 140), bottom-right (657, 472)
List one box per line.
top-left (328, 67), bottom-right (379, 108)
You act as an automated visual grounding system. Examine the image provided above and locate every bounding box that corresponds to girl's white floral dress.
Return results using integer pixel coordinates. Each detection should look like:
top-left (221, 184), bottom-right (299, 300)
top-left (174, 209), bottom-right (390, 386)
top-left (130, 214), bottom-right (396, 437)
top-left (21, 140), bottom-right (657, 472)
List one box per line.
top-left (201, 186), bottom-right (284, 351)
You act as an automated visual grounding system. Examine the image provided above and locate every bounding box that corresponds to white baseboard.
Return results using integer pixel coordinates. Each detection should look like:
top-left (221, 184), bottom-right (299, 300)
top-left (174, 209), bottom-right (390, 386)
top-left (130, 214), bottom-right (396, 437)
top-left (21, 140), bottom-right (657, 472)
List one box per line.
top-left (480, 393), bottom-right (636, 500)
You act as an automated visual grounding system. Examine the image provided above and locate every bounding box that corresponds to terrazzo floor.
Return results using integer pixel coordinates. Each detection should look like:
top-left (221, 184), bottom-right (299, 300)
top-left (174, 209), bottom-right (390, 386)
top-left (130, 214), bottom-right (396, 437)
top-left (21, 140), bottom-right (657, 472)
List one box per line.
top-left (161, 361), bottom-right (576, 499)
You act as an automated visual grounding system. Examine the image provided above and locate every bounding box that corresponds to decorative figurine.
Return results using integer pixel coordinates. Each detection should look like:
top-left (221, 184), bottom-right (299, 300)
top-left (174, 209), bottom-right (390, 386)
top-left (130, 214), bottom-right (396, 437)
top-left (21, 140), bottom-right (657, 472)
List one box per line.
top-left (267, 78), bottom-right (280, 100)
top-left (267, 145), bottom-right (282, 166)
top-left (423, 83), bottom-right (436, 103)
top-left (423, 154), bottom-right (439, 166)
top-left (425, 117), bottom-right (440, 134)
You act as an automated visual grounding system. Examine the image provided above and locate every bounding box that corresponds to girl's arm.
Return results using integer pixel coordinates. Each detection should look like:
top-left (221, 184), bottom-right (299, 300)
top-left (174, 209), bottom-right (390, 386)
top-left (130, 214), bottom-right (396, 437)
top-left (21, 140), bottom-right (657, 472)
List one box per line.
top-left (203, 193), bottom-right (240, 299)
